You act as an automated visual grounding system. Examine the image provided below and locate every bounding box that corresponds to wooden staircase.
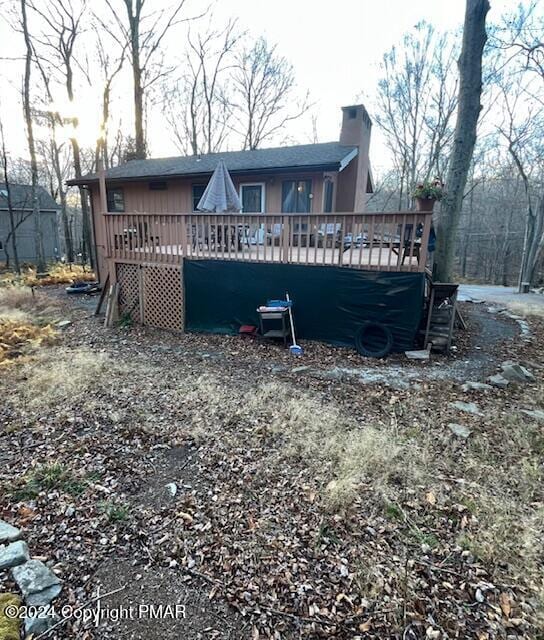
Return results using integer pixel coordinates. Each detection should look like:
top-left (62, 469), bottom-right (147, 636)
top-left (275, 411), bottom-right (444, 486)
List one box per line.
top-left (423, 283), bottom-right (460, 353)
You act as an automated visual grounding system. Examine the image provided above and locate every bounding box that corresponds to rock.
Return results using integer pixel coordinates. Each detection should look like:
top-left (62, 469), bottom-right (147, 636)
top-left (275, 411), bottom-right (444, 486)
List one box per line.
top-left (500, 362), bottom-right (535, 383)
top-left (26, 583), bottom-right (62, 607)
top-left (521, 409), bottom-right (544, 422)
top-left (165, 482), bottom-right (178, 497)
top-left (405, 349), bottom-right (430, 361)
top-left (11, 560), bottom-right (62, 606)
top-left (25, 613), bottom-right (59, 637)
top-left (461, 381), bottom-right (493, 392)
top-left (448, 423), bottom-right (472, 438)
top-left (64, 505), bottom-right (75, 517)
top-left (56, 319), bottom-right (72, 329)
top-left (0, 541), bottom-right (29, 570)
top-left (0, 520), bottom-right (22, 544)
top-left (270, 365), bottom-right (286, 374)
top-left (323, 367), bottom-right (348, 380)
top-left (449, 401), bottom-right (482, 415)
top-left (488, 374), bottom-right (509, 389)
top-left (291, 366), bottom-right (311, 373)
top-left (487, 306), bottom-right (507, 314)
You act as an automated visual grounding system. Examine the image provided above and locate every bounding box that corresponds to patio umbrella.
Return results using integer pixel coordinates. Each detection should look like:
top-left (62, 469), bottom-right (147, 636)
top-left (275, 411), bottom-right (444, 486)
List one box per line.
top-left (197, 160), bottom-right (241, 212)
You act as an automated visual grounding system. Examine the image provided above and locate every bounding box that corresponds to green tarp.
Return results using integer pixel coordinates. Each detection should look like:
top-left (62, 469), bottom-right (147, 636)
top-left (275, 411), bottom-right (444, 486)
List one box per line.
top-left (184, 259), bottom-right (425, 352)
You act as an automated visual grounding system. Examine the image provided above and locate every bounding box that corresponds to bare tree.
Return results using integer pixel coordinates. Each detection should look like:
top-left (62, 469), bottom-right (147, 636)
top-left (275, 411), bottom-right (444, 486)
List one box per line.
top-left (232, 37), bottom-right (309, 150)
top-left (29, 0), bottom-right (93, 266)
top-left (0, 109), bottom-right (21, 273)
top-left (20, 0), bottom-right (45, 272)
top-left (104, 0), bottom-right (205, 160)
top-left (164, 19), bottom-right (241, 155)
top-left (375, 22), bottom-right (458, 209)
top-left (434, 0), bottom-right (490, 282)
top-left (94, 25), bottom-right (126, 169)
top-left (491, 2), bottom-right (544, 288)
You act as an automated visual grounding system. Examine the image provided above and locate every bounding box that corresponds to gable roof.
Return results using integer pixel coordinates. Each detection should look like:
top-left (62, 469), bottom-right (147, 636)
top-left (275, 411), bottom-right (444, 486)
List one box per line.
top-left (0, 183), bottom-right (59, 211)
top-left (67, 141), bottom-right (359, 185)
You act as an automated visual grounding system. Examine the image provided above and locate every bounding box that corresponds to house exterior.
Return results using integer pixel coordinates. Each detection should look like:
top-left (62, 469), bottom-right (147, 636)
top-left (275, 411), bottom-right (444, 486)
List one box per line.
top-left (69, 104), bottom-right (432, 354)
top-left (0, 184), bottom-right (60, 265)
top-left (72, 104), bottom-right (374, 283)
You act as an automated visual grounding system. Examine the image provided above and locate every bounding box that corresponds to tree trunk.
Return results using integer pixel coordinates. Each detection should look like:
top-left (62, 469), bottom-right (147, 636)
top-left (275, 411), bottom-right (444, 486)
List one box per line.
top-left (69, 136), bottom-right (93, 266)
top-left (127, 0), bottom-right (146, 160)
top-left (51, 139), bottom-right (73, 262)
top-left (132, 54), bottom-right (146, 159)
top-left (0, 116), bottom-right (20, 274)
top-left (434, 0), bottom-right (489, 282)
top-left (525, 195), bottom-right (544, 285)
top-left (21, 0), bottom-right (45, 272)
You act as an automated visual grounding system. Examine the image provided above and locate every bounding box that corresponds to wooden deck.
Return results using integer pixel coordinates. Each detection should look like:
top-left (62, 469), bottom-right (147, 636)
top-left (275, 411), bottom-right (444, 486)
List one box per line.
top-left (103, 212), bottom-right (432, 273)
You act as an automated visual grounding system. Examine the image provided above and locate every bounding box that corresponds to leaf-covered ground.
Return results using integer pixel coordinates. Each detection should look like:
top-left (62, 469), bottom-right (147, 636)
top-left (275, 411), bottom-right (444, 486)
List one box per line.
top-left (0, 286), bottom-right (543, 639)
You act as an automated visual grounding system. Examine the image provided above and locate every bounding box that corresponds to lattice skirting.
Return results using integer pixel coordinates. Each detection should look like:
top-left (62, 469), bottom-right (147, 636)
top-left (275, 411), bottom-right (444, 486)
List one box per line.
top-left (115, 262), bottom-right (184, 332)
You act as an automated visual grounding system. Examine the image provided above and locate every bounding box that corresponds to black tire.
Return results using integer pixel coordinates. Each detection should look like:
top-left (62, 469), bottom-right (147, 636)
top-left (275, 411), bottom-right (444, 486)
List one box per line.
top-left (355, 322), bottom-right (393, 358)
top-left (66, 282), bottom-right (92, 294)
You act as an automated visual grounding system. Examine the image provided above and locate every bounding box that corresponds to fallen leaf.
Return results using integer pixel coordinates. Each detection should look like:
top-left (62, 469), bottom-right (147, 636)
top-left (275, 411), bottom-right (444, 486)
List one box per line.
top-left (359, 618), bottom-right (372, 632)
top-left (499, 592), bottom-right (512, 617)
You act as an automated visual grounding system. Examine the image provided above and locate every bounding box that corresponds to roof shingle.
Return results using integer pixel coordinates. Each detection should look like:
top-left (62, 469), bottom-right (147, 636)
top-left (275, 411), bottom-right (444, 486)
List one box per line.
top-left (68, 142), bottom-right (358, 185)
top-left (0, 183), bottom-right (59, 210)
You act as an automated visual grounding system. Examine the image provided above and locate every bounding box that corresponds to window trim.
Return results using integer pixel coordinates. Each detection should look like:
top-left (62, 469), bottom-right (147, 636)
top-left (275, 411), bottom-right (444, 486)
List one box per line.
top-left (322, 178), bottom-right (335, 213)
top-left (239, 182), bottom-right (266, 213)
top-left (281, 179), bottom-right (313, 214)
top-left (191, 184), bottom-right (207, 212)
top-left (106, 187), bottom-right (125, 213)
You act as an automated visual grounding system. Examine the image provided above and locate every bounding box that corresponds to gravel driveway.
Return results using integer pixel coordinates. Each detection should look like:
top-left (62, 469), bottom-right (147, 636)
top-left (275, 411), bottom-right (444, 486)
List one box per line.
top-left (458, 284), bottom-right (544, 308)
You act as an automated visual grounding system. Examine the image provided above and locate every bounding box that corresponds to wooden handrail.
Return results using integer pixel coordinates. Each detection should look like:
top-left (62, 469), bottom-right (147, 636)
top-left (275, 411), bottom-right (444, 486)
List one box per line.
top-left (102, 211), bottom-right (433, 272)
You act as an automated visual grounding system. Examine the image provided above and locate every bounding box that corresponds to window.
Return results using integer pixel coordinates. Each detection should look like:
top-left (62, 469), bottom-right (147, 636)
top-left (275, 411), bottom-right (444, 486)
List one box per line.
top-left (323, 180), bottom-right (334, 213)
top-left (240, 183), bottom-right (265, 213)
top-left (348, 108), bottom-right (357, 119)
top-left (281, 180), bottom-right (312, 213)
top-left (192, 184), bottom-right (206, 211)
top-left (106, 188), bottom-right (125, 212)
top-left (149, 181), bottom-right (168, 190)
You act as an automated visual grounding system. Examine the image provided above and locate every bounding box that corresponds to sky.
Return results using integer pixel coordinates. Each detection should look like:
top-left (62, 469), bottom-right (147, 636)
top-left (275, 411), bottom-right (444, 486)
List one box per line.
top-left (0, 0), bottom-right (520, 171)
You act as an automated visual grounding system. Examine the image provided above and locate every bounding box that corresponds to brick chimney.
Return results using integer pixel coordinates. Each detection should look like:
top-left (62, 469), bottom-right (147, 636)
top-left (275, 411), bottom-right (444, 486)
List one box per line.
top-left (339, 105), bottom-right (372, 211)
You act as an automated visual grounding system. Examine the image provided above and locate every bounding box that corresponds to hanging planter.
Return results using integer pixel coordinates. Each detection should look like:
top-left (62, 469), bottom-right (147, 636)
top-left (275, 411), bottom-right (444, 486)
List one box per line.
top-left (415, 196), bottom-right (436, 212)
top-left (413, 178), bottom-right (445, 212)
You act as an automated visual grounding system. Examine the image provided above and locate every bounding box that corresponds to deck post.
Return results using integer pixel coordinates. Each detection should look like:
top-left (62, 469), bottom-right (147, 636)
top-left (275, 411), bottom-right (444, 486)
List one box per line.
top-left (281, 215), bottom-right (290, 263)
top-left (98, 162), bottom-right (108, 214)
top-left (418, 212), bottom-right (432, 271)
top-left (98, 163), bottom-right (110, 258)
top-left (180, 215), bottom-right (188, 260)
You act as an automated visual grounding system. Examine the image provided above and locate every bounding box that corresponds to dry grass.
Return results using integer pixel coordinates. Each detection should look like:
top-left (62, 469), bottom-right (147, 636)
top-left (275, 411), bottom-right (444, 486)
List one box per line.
top-left (174, 377), bottom-right (422, 510)
top-left (0, 263), bottom-right (95, 287)
top-left (0, 321), bottom-right (57, 366)
top-left (171, 372), bottom-right (544, 599)
top-left (0, 286), bottom-right (62, 365)
top-left (246, 382), bottom-right (421, 508)
top-left (19, 348), bottom-right (112, 407)
top-left (0, 285), bottom-right (60, 318)
top-left (504, 300), bottom-right (544, 318)
top-left (456, 409), bottom-right (544, 575)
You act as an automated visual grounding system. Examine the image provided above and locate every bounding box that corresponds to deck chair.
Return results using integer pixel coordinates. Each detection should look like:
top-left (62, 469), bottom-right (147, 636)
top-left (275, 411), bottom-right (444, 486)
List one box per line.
top-left (191, 223), bottom-right (210, 250)
top-left (397, 223), bottom-right (423, 265)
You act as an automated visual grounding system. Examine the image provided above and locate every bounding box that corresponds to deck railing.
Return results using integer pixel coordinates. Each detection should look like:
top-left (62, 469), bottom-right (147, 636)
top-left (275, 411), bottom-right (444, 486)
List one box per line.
top-left (103, 211), bottom-right (433, 272)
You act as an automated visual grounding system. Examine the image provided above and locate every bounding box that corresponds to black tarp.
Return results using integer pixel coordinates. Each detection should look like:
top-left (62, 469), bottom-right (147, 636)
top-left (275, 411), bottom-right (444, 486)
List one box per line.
top-left (184, 259), bottom-right (425, 352)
